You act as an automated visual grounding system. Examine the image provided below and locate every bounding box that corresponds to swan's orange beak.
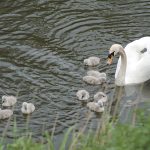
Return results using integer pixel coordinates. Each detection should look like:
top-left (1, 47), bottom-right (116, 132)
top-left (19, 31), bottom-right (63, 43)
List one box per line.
top-left (107, 57), bottom-right (113, 65)
top-left (107, 52), bottom-right (114, 65)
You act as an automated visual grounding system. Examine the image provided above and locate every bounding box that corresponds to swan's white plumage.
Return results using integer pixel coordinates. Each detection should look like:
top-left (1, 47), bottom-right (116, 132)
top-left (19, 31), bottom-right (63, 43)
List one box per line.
top-left (83, 76), bottom-right (106, 85)
top-left (87, 70), bottom-right (106, 78)
top-left (0, 109), bottom-right (13, 119)
top-left (84, 57), bottom-right (100, 66)
top-left (114, 37), bottom-right (150, 85)
top-left (21, 102), bottom-right (35, 114)
top-left (2, 95), bottom-right (17, 107)
top-left (87, 101), bottom-right (104, 113)
top-left (76, 90), bottom-right (90, 101)
top-left (94, 92), bottom-right (107, 103)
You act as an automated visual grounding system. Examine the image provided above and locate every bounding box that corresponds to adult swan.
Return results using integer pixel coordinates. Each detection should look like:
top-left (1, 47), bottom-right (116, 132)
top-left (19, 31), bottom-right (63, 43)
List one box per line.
top-left (107, 37), bottom-right (150, 86)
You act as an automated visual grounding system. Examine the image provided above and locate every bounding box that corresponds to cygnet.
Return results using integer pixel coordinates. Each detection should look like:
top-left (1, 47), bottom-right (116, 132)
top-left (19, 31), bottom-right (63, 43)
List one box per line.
top-left (87, 70), bottom-right (106, 78)
top-left (2, 95), bottom-right (17, 107)
top-left (21, 102), bottom-right (35, 115)
top-left (76, 90), bottom-right (90, 101)
top-left (94, 92), bottom-right (108, 103)
top-left (87, 101), bottom-right (104, 113)
top-left (84, 57), bottom-right (100, 66)
top-left (0, 108), bottom-right (13, 119)
top-left (83, 76), bottom-right (106, 85)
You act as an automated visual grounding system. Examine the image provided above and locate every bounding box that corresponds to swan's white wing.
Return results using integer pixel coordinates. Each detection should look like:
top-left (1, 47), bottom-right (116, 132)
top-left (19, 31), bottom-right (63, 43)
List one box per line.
top-left (115, 39), bottom-right (141, 79)
top-left (115, 37), bottom-right (150, 85)
top-left (115, 50), bottom-right (139, 80)
top-left (126, 51), bottom-right (150, 84)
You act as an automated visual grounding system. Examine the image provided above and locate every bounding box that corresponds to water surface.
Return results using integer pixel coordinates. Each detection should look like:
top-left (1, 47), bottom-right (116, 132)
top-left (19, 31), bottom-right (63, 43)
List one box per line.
top-left (0, 0), bottom-right (150, 144)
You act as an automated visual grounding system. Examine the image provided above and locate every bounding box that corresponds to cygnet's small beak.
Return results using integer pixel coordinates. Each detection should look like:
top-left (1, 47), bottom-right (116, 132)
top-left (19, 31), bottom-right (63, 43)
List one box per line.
top-left (107, 52), bottom-right (114, 65)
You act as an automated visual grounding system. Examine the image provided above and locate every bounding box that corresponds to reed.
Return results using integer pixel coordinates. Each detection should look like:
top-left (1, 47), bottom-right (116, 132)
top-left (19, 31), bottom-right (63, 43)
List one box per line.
top-left (1, 86), bottom-right (150, 150)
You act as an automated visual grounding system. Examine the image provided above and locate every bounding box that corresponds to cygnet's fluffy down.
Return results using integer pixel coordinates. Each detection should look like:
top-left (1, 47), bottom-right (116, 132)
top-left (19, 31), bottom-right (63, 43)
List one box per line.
top-left (87, 101), bottom-right (104, 113)
top-left (0, 108), bottom-right (13, 119)
top-left (2, 95), bottom-right (17, 107)
top-left (21, 102), bottom-right (35, 115)
top-left (84, 57), bottom-right (100, 66)
top-left (83, 76), bottom-right (106, 85)
top-left (87, 70), bottom-right (106, 79)
top-left (76, 90), bottom-right (89, 101)
top-left (94, 92), bottom-right (108, 103)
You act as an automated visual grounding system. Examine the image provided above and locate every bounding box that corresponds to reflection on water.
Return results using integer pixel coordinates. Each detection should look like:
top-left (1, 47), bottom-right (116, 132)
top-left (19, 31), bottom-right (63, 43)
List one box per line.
top-left (0, 0), bottom-right (150, 143)
top-left (123, 81), bottom-right (150, 101)
top-left (111, 80), bottom-right (150, 124)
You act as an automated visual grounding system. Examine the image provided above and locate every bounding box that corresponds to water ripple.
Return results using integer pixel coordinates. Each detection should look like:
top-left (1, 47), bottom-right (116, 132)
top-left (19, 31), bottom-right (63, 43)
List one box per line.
top-left (0, 0), bottom-right (150, 143)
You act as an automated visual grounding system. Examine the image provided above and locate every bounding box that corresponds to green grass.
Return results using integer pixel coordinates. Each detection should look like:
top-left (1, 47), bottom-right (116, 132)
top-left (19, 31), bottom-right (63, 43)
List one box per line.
top-left (75, 111), bottom-right (150, 150)
top-left (6, 136), bottom-right (45, 150)
top-left (1, 110), bottom-right (150, 150)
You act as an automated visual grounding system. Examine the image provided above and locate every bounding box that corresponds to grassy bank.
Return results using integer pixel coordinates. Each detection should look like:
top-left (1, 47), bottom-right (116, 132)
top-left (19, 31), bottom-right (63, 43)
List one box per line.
top-left (76, 111), bottom-right (150, 150)
top-left (1, 110), bottom-right (150, 150)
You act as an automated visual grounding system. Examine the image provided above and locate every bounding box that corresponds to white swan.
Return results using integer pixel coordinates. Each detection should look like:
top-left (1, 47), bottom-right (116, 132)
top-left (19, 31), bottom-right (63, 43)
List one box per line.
top-left (76, 90), bottom-right (90, 101)
top-left (21, 102), bottom-right (35, 114)
top-left (0, 108), bottom-right (13, 119)
top-left (87, 70), bottom-right (106, 78)
top-left (87, 101), bottom-right (104, 113)
top-left (84, 57), bottom-right (100, 66)
top-left (83, 75), bottom-right (106, 85)
top-left (107, 37), bottom-right (150, 86)
top-left (2, 95), bottom-right (17, 107)
top-left (94, 92), bottom-right (108, 103)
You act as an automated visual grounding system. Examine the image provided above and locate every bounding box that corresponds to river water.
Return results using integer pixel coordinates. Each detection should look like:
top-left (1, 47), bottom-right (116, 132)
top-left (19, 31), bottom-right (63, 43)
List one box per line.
top-left (0, 0), bottom-right (150, 145)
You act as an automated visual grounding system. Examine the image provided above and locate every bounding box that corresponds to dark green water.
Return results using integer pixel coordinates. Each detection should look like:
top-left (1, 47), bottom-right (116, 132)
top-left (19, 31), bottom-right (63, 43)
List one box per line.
top-left (0, 0), bottom-right (150, 145)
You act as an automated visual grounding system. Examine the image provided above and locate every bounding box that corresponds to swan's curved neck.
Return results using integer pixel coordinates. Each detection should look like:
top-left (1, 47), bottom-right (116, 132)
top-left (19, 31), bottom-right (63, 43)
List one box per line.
top-left (115, 48), bottom-right (127, 86)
